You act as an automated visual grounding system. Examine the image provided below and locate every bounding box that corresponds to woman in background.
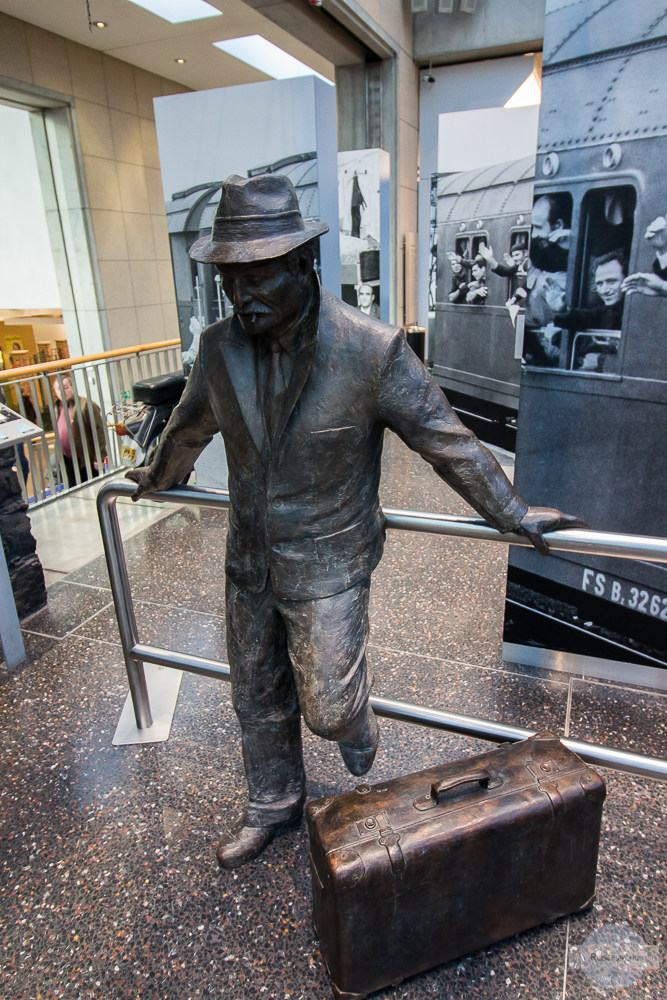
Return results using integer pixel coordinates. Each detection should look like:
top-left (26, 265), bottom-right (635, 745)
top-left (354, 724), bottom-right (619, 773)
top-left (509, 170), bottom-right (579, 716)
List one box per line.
top-left (53, 374), bottom-right (107, 487)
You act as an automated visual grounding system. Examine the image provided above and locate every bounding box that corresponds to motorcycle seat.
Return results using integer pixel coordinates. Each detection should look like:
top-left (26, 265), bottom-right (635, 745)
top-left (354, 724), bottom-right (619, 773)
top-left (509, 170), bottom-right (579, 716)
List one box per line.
top-left (132, 372), bottom-right (187, 406)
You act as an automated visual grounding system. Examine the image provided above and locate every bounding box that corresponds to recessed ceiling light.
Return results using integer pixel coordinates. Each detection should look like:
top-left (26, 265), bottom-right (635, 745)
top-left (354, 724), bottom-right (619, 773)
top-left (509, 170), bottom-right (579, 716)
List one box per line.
top-left (127, 0), bottom-right (222, 24)
top-left (175, 57), bottom-right (187, 64)
top-left (95, 21), bottom-right (107, 28)
top-left (213, 35), bottom-right (332, 85)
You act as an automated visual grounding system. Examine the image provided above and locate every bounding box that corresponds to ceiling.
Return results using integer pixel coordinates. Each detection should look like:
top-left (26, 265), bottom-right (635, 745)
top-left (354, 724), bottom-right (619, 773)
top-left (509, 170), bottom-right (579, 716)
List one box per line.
top-left (0, 0), bottom-right (356, 92)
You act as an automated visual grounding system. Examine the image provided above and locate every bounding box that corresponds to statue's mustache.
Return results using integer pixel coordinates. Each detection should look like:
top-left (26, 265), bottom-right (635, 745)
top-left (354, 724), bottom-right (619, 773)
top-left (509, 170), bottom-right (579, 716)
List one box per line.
top-left (235, 302), bottom-right (273, 315)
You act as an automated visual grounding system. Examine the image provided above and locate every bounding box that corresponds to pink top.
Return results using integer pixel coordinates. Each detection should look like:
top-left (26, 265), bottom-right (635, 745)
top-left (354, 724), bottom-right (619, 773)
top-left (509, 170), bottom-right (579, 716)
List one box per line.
top-left (57, 406), bottom-right (72, 457)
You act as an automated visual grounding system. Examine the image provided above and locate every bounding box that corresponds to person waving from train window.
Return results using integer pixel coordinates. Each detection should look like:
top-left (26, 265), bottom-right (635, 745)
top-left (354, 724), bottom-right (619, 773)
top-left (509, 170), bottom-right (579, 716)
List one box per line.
top-left (622, 215), bottom-right (667, 298)
top-left (553, 250), bottom-right (627, 372)
top-left (465, 260), bottom-right (488, 304)
top-left (446, 252), bottom-right (469, 303)
top-left (478, 242), bottom-right (528, 306)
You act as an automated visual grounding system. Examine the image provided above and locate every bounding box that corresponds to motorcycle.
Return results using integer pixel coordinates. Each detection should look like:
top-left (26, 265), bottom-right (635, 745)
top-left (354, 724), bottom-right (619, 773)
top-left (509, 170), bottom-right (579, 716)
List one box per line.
top-left (110, 371), bottom-right (187, 472)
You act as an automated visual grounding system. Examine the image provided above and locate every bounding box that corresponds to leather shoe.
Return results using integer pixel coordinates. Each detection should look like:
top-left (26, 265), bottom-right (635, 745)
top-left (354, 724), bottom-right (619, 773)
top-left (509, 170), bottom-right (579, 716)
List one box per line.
top-left (339, 707), bottom-right (379, 776)
top-left (215, 813), bottom-right (301, 870)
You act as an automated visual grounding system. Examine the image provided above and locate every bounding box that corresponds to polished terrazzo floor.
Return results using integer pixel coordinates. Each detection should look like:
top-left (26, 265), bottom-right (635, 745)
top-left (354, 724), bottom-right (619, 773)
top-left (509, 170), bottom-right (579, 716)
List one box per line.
top-left (1, 434), bottom-right (665, 1000)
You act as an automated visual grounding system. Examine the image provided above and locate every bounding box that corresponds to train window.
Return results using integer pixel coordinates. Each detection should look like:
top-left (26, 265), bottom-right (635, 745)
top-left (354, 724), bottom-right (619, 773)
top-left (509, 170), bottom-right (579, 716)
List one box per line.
top-left (471, 235), bottom-right (488, 259)
top-left (565, 186), bottom-right (636, 372)
top-left (505, 229), bottom-right (530, 299)
top-left (575, 187), bottom-right (636, 309)
top-left (509, 229), bottom-right (529, 257)
top-left (455, 236), bottom-right (471, 259)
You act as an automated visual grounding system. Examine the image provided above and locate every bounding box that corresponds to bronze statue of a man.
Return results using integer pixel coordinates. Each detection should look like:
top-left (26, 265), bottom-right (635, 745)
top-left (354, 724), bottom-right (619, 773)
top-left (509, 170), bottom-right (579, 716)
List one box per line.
top-left (128, 173), bottom-right (582, 869)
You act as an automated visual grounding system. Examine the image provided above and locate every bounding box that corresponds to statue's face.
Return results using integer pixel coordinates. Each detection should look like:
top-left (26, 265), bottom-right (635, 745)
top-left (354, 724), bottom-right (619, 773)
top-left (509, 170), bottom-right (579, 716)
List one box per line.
top-left (594, 259), bottom-right (624, 306)
top-left (217, 255), bottom-right (310, 338)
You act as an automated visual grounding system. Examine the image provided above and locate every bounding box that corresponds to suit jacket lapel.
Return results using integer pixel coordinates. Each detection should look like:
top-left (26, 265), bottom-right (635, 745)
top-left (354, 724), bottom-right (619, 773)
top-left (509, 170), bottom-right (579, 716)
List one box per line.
top-left (274, 329), bottom-right (317, 444)
top-left (220, 319), bottom-right (265, 454)
top-left (274, 279), bottom-right (321, 444)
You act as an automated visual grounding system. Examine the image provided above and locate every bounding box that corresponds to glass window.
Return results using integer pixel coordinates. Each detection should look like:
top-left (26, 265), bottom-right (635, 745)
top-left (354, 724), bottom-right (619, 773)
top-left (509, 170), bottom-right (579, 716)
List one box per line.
top-left (471, 234), bottom-right (488, 259)
top-left (455, 235), bottom-right (471, 259)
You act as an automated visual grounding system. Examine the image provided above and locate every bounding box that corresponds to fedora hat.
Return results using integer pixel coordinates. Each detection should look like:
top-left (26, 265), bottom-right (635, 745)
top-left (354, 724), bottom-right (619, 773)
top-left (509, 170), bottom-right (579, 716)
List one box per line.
top-left (189, 173), bottom-right (329, 264)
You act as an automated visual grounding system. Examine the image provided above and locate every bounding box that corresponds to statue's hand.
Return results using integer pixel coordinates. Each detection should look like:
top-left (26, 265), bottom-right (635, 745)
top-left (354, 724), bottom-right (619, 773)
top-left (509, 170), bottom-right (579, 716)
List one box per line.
top-left (516, 507), bottom-right (589, 556)
top-left (125, 466), bottom-right (158, 502)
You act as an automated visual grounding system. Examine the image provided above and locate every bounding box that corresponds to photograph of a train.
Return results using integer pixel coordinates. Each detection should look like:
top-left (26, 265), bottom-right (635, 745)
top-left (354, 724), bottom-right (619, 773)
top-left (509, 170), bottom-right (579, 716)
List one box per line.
top-left (429, 154), bottom-right (533, 430)
top-left (504, 0), bottom-right (667, 672)
top-left (429, 0), bottom-right (666, 673)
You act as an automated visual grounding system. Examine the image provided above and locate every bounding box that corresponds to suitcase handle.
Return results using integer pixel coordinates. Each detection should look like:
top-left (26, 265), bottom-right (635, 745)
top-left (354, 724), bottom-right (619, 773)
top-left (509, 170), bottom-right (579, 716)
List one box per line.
top-left (430, 770), bottom-right (490, 802)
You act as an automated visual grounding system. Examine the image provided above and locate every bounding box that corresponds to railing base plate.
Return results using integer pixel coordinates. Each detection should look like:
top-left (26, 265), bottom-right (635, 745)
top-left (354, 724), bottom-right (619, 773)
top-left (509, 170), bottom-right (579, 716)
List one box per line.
top-left (113, 663), bottom-right (182, 746)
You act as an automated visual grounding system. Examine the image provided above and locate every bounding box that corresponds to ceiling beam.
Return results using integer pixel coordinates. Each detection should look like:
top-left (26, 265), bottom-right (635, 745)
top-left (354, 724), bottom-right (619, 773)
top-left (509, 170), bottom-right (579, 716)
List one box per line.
top-left (241, 0), bottom-right (394, 64)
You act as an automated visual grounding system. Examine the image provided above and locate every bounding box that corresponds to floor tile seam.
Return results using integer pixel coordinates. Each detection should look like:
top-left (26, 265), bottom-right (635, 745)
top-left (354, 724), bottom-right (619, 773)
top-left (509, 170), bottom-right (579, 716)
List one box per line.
top-left (46, 578), bottom-right (112, 595)
top-left (52, 580), bottom-right (112, 595)
top-left (19, 627), bottom-right (121, 652)
top-left (20, 627), bottom-right (64, 641)
top-left (368, 642), bottom-right (570, 688)
top-left (571, 675), bottom-right (667, 701)
top-left (64, 600), bottom-right (116, 639)
top-left (66, 632), bottom-right (122, 649)
top-left (127, 598), bottom-right (226, 620)
top-left (562, 918), bottom-right (571, 1000)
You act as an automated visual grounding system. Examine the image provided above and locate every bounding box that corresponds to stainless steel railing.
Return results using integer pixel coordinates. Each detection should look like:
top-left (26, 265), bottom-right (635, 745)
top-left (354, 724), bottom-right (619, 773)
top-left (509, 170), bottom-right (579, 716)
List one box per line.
top-left (97, 480), bottom-right (667, 780)
top-left (0, 340), bottom-right (181, 508)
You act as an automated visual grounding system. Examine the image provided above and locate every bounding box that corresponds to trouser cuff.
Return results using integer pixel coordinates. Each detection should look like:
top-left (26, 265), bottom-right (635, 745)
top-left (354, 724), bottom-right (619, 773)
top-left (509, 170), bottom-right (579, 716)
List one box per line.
top-left (245, 788), bottom-right (306, 828)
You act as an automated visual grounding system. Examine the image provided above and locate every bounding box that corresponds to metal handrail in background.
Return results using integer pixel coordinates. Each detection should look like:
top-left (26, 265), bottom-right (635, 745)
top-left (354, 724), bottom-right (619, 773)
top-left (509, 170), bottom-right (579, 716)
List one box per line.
top-left (0, 339), bottom-right (181, 508)
top-left (97, 480), bottom-right (667, 781)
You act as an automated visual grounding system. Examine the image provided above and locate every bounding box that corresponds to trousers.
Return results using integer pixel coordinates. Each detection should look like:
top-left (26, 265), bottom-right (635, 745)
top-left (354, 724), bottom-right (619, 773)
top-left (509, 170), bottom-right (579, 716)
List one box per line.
top-left (225, 576), bottom-right (373, 825)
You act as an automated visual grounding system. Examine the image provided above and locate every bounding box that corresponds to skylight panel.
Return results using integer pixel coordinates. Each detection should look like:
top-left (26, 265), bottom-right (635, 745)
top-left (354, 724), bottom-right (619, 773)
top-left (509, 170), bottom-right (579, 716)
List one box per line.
top-left (127, 0), bottom-right (222, 23)
top-left (213, 35), bottom-right (331, 84)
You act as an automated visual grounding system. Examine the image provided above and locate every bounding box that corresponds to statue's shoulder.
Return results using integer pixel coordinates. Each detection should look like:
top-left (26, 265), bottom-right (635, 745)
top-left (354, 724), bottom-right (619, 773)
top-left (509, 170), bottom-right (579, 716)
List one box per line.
top-left (200, 315), bottom-right (234, 347)
top-left (319, 288), bottom-right (401, 355)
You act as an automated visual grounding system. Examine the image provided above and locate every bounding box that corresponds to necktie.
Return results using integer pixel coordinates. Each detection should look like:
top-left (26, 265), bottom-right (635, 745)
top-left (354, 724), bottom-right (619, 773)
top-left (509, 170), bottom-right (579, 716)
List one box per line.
top-left (264, 339), bottom-right (286, 446)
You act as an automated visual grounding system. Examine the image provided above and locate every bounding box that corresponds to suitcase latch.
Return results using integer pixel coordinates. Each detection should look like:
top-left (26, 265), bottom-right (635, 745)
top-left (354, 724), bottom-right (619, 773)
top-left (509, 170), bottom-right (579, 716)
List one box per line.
top-left (357, 811), bottom-right (405, 875)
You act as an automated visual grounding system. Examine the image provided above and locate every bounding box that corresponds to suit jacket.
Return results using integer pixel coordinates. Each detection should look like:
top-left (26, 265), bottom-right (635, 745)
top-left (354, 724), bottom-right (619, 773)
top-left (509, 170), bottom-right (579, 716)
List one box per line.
top-left (147, 283), bottom-right (527, 600)
top-left (652, 256), bottom-right (667, 281)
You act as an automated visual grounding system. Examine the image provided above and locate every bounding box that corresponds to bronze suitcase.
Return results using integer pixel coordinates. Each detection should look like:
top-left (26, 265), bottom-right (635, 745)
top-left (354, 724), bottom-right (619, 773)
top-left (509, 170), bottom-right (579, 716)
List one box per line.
top-left (307, 732), bottom-right (606, 999)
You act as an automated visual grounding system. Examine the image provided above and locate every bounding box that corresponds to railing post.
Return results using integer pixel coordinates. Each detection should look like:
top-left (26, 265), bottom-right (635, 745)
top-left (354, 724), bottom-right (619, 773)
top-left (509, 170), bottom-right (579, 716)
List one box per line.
top-left (96, 487), bottom-right (153, 729)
